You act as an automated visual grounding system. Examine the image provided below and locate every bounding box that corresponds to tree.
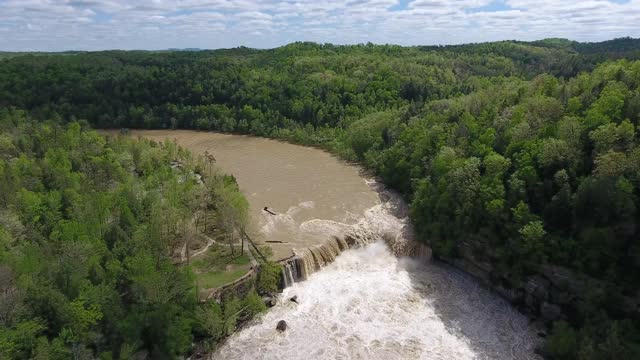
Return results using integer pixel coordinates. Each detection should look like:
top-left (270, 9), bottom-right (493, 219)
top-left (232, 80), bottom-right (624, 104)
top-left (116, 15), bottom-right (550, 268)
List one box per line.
top-left (519, 220), bottom-right (547, 261)
top-left (546, 321), bottom-right (578, 359)
top-left (594, 151), bottom-right (628, 177)
top-left (243, 289), bottom-right (266, 316)
top-left (222, 297), bottom-right (241, 336)
top-left (539, 138), bottom-right (574, 170)
top-left (194, 302), bottom-right (224, 340)
top-left (214, 178), bottom-right (248, 255)
top-left (0, 266), bottom-right (22, 328)
top-left (585, 82), bottom-right (626, 129)
top-left (257, 262), bottom-right (282, 295)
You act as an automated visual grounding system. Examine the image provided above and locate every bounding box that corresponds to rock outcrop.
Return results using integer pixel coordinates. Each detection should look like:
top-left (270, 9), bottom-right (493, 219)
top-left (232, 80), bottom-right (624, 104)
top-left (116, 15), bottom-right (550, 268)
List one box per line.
top-left (437, 246), bottom-right (640, 325)
top-left (276, 320), bottom-right (287, 332)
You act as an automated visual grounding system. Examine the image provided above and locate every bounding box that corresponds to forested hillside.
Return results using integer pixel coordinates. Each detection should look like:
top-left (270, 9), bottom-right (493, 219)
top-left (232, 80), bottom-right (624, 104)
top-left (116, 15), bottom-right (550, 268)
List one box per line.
top-left (1, 38), bottom-right (640, 358)
top-left (0, 112), bottom-right (269, 358)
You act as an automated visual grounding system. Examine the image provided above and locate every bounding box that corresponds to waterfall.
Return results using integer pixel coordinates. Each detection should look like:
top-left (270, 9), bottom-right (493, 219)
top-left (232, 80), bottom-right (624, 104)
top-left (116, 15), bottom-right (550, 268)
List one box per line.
top-left (280, 232), bottom-right (430, 285)
top-left (279, 189), bottom-right (434, 287)
top-left (216, 241), bottom-right (542, 360)
top-left (281, 236), bottom-right (350, 283)
top-left (282, 262), bottom-right (295, 288)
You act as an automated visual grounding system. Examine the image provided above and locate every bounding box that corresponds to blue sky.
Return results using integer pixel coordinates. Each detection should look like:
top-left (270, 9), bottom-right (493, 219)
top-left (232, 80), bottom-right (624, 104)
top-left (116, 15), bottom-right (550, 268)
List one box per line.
top-left (0, 0), bottom-right (639, 51)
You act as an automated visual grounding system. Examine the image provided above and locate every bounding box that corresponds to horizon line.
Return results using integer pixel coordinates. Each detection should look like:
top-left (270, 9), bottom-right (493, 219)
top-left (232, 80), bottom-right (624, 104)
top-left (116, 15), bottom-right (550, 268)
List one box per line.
top-left (1, 36), bottom-right (638, 54)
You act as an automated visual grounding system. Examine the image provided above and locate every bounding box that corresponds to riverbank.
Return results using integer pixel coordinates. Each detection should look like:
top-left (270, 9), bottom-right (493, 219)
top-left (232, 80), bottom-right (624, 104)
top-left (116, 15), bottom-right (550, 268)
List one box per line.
top-left (125, 129), bottom-right (381, 261)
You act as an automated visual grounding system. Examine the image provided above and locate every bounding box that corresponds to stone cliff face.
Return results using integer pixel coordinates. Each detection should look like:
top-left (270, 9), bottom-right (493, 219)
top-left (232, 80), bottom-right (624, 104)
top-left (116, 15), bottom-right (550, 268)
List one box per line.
top-left (439, 242), bottom-right (640, 328)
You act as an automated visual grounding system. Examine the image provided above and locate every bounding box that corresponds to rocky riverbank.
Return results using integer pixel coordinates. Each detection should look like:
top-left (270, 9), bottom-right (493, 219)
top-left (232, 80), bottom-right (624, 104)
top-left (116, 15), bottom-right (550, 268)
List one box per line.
top-left (439, 240), bottom-right (640, 335)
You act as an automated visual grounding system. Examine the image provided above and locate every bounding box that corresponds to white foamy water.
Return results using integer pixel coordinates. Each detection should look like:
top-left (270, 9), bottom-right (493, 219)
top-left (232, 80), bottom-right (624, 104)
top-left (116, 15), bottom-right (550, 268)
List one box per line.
top-left (213, 241), bottom-right (541, 360)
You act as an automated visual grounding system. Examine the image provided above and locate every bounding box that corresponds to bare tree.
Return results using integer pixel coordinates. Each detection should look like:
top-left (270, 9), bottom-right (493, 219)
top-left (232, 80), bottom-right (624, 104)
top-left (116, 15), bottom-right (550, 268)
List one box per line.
top-left (0, 266), bottom-right (22, 327)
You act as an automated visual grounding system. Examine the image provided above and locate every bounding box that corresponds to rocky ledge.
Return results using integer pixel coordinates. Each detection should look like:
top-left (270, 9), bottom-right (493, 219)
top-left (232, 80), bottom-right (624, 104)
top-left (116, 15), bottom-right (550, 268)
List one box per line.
top-left (440, 242), bottom-right (640, 326)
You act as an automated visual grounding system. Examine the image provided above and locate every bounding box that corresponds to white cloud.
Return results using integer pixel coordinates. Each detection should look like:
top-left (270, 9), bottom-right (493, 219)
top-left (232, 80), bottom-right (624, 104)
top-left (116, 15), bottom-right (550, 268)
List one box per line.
top-left (0, 0), bottom-right (638, 51)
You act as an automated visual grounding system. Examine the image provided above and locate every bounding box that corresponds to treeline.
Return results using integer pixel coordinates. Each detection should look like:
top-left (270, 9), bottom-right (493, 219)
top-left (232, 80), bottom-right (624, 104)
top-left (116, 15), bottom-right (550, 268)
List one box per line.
top-left (0, 111), bottom-right (269, 359)
top-left (2, 38), bottom-right (638, 135)
top-left (1, 38), bottom-right (640, 358)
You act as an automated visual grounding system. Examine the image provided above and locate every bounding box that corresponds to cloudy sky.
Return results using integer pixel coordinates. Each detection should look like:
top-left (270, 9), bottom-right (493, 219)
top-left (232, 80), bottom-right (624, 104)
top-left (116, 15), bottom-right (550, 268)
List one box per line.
top-left (1, 0), bottom-right (639, 51)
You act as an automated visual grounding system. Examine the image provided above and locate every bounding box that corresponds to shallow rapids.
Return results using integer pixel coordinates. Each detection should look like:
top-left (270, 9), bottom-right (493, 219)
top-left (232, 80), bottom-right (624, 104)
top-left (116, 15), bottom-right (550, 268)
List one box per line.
top-left (214, 242), bottom-right (541, 360)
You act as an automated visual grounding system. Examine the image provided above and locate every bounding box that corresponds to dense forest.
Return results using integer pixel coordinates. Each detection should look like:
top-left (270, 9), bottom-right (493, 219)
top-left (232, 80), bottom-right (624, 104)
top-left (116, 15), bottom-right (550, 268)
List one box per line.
top-left (1, 37), bottom-right (640, 358)
top-left (0, 112), bottom-right (278, 358)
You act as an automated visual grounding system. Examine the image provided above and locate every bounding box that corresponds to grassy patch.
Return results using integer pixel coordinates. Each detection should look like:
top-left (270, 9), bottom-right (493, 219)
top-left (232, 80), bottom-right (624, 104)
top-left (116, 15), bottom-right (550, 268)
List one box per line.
top-left (192, 243), bottom-right (252, 289)
top-left (196, 268), bottom-right (249, 289)
top-left (192, 244), bottom-right (250, 268)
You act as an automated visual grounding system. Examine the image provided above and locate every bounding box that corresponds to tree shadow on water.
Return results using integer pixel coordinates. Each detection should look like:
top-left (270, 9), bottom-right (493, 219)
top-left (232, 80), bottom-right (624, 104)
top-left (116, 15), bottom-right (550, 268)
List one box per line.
top-left (399, 257), bottom-right (543, 360)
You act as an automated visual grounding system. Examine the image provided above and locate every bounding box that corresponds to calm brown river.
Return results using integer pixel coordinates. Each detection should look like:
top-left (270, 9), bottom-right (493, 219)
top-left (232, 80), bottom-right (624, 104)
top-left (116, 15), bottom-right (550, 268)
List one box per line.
top-left (129, 130), bottom-right (379, 260)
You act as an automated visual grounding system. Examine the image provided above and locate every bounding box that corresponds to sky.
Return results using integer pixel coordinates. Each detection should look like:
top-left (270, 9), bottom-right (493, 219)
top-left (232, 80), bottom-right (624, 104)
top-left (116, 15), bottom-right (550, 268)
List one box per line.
top-left (0, 0), bottom-right (639, 51)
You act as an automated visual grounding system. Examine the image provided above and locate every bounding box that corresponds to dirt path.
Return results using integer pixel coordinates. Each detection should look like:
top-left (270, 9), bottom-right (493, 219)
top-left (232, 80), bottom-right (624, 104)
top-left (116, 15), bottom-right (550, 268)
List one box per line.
top-left (192, 235), bottom-right (215, 259)
top-left (196, 232), bottom-right (259, 267)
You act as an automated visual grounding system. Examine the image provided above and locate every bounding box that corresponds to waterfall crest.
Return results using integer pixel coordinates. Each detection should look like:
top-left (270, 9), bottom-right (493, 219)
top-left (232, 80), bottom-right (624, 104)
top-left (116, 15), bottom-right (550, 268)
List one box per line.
top-left (280, 186), bottom-right (432, 286)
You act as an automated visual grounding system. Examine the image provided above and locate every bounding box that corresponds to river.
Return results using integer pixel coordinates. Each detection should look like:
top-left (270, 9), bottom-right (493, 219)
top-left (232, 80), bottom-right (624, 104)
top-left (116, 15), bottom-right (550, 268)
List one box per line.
top-left (130, 130), bottom-right (541, 360)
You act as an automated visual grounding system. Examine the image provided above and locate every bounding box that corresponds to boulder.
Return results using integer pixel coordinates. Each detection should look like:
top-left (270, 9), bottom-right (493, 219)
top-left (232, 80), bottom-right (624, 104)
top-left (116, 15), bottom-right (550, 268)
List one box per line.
top-left (276, 320), bottom-right (287, 332)
top-left (289, 295), bottom-right (298, 304)
top-left (540, 265), bottom-right (576, 291)
top-left (540, 302), bottom-right (562, 322)
top-left (524, 276), bottom-right (550, 311)
top-left (263, 296), bottom-right (277, 307)
top-left (549, 287), bottom-right (572, 305)
top-left (495, 285), bottom-right (524, 304)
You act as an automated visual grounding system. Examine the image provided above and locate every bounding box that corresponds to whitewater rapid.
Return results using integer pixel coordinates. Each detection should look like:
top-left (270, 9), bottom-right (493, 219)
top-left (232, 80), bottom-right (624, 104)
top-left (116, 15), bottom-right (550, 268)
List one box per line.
top-left (213, 242), bottom-right (541, 360)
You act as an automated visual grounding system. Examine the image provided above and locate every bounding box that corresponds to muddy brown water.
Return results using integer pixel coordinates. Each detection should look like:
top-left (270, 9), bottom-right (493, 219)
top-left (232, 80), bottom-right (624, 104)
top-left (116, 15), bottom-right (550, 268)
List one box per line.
top-left (127, 130), bottom-right (379, 260)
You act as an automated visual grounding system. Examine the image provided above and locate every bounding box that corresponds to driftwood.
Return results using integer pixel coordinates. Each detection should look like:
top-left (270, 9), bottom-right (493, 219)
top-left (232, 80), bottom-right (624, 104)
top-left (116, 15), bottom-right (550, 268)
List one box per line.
top-left (263, 207), bottom-right (277, 215)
